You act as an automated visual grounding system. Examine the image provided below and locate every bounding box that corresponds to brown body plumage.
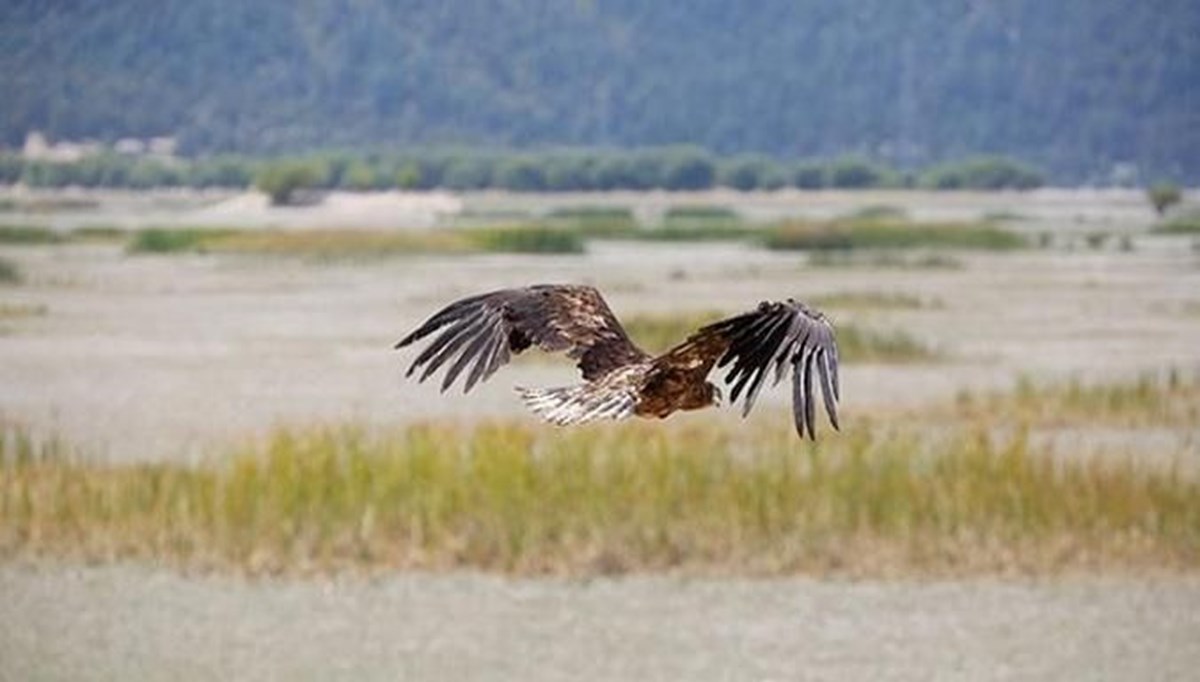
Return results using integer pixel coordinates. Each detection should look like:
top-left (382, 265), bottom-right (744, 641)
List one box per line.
top-left (395, 284), bottom-right (841, 439)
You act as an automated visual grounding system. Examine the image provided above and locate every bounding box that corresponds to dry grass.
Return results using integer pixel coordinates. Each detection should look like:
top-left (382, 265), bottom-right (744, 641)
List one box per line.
top-left (0, 302), bottom-right (48, 318)
top-left (2, 408), bottom-right (1195, 578)
top-left (949, 371), bottom-right (1200, 429)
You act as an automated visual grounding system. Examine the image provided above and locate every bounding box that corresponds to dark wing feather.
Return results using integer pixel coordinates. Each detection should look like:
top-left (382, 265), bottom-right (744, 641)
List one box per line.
top-left (395, 284), bottom-right (650, 392)
top-left (654, 299), bottom-right (841, 439)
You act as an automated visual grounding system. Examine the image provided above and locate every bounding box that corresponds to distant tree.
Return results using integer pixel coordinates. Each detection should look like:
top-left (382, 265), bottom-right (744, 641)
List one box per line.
top-left (720, 155), bottom-right (774, 191)
top-left (791, 162), bottom-right (827, 189)
top-left (254, 160), bottom-right (326, 205)
top-left (341, 160), bottom-right (377, 191)
top-left (394, 161), bottom-right (423, 190)
top-left (495, 157), bottom-right (547, 192)
top-left (0, 154), bottom-right (23, 184)
top-left (662, 149), bottom-right (715, 191)
top-left (828, 156), bottom-right (889, 189)
top-left (1147, 182), bottom-right (1182, 216)
top-left (441, 157), bottom-right (494, 190)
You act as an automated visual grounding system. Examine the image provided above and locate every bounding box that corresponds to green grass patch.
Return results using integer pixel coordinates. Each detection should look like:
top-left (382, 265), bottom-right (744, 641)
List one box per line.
top-left (1153, 213), bottom-right (1200, 235)
top-left (807, 251), bottom-right (965, 269)
top-left (466, 225), bottom-right (586, 254)
top-left (3, 415), bottom-right (1195, 577)
top-left (0, 258), bottom-right (20, 285)
top-left (126, 226), bottom-right (585, 257)
top-left (765, 219), bottom-right (1025, 251)
top-left (843, 205), bottom-right (908, 221)
top-left (663, 205), bottom-right (740, 224)
top-left (0, 197), bottom-right (100, 213)
top-left (70, 225), bottom-right (126, 242)
top-left (545, 206), bottom-right (637, 236)
top-left (127, 227), bottom-right (239, 254)
top-left (201, 229), bottom-right (473, 259)
top-left (0, 225), bottom-right (64, 245)
top-left (982, 210), bottom-right (1028, 223)
top-left (630, 223), bottom-right (751, 242)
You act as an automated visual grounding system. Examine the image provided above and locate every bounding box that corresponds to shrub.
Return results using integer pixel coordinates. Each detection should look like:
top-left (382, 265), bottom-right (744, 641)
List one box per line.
top-left (1148, 182), bottom-right (1183, 216)
top-left (254, 161), bottom-right (328, 206)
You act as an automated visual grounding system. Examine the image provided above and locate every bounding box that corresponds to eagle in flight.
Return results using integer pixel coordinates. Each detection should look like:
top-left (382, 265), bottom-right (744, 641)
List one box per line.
top-left (395, 285), bottom-right (840, 439)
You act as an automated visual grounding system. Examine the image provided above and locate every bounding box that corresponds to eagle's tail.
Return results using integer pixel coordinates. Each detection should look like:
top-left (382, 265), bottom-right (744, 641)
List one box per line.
top-left (515, 384), bottom-right (637, 426)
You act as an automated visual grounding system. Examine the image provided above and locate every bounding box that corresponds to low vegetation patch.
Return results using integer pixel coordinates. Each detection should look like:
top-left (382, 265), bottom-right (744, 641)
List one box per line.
top-left (806, 251), bottom-right (965, 270)
top-left (662, 205), bottom-right (741, 224)
top-left (0, 302), bottom-right (47, 318)
top-left (0, 225), bottom-right (64, 245)
top-left (466, 225), bottom-right (585, 254)
top-left (0, 257), bottom-right (20, 285)
top-left (127, 227), bottom-right (237, 254)
top-left (2, 412), bottom-right (1195, 577)
top-left (764, 219), bottom-right (1025, 251)
top-left (1153, 213), bottom-right (1200, 235)
top-left (206, 229), bottom-right (472, 259)
top-left (124, 225), bottom-right (587, 258)
top-left (545, 206), bottom-right (637, 236)
top-left (952, 371), bottom-right (1200, 430)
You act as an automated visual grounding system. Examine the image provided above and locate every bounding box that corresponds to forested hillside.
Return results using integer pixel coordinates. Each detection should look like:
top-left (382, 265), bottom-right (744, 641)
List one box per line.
top-left (2, 1), bottom-right (1197, 182)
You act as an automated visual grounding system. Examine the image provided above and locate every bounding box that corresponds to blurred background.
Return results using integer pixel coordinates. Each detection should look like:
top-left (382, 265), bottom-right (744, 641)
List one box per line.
top-left (1, 2), bottom-right (1198, 680)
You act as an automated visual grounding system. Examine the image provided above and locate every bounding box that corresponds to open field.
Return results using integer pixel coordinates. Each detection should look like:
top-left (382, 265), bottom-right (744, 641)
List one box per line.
top-left (2, 187), bottom-right (1199, 679)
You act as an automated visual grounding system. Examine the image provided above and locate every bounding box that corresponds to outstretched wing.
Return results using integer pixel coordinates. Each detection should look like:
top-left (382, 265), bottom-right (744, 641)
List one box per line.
top-left (654, 299), bottom-right (840, 439)
top-left (395, 284), bottom-right (650, 393)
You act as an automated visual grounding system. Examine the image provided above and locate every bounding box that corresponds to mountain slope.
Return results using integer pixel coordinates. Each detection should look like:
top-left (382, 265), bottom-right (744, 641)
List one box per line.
top-left (2, 0), bottom-right (1197, 181)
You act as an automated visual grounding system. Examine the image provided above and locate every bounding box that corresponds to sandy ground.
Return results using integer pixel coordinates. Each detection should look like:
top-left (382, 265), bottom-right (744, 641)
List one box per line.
top-left (2, 189), bottom-right (1200, 680)
top-left (2, 564), bottom-right (1198, 682)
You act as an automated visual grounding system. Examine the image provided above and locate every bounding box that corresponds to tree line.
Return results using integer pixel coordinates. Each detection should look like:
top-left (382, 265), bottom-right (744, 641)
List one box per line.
top-left (0, 150), bottom-right (1043, 200)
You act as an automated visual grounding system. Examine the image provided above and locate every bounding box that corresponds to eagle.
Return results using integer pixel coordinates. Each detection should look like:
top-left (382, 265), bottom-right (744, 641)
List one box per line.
top-left (394, 284), bottom-right (840, 439)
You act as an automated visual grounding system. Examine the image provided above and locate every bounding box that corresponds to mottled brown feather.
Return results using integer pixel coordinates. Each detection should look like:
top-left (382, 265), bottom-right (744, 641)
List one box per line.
top-left (395, 284), bottom-right (650, 392)
top-left (650, 299), bottom-right (840, 438)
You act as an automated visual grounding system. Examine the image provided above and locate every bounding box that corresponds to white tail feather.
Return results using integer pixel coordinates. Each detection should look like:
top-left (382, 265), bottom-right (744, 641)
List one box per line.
top-left (515, 385), bottom-right (637, 426)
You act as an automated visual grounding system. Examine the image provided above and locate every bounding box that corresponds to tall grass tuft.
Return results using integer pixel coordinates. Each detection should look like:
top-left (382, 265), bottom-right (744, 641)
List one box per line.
top-left (3, 418), bottom-right (1196, 577)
